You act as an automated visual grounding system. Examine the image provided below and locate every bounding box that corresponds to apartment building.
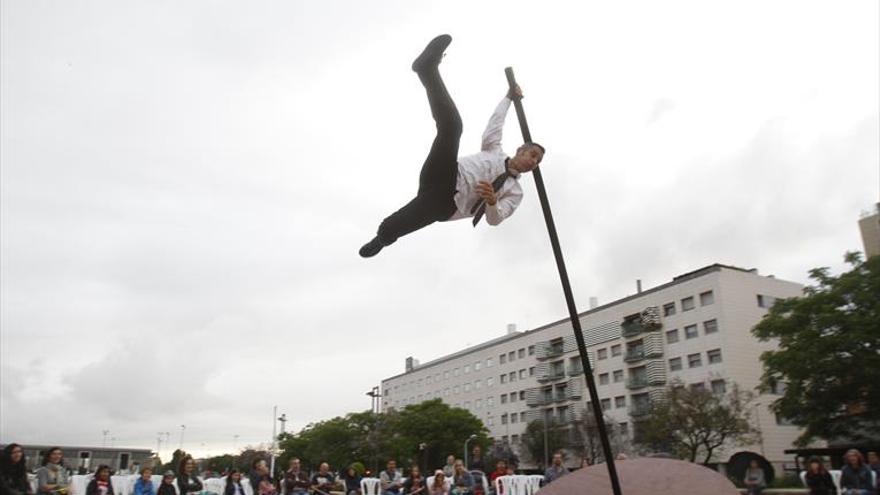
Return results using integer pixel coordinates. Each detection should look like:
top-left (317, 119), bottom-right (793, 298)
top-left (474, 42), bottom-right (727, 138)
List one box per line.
top-left (380, 264), bottom-right (805, 469)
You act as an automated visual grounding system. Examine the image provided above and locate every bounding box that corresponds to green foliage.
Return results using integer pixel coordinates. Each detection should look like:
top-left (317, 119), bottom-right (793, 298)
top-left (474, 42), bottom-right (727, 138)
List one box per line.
top-left (203, 454), bottom-right (235, 473)
top-left (752, 252), bottom-right (880, 445)
top-left (278, 400), bottom-right (487, 474)
top-left (633, 382), bottom-right (758, 463)
top-left (520, 420), bottom-right (566, 469)
top-left (160, 450), bottom-right (188, 474)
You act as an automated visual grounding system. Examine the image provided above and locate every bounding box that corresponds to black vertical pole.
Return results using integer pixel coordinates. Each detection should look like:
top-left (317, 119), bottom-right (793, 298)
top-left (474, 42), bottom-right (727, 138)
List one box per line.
top-left (504, 67), bottom-right (622, 495)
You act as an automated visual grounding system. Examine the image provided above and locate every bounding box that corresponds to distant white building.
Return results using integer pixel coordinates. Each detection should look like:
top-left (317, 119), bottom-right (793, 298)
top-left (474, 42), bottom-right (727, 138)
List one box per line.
top-left (380, 264), bottom-right (805, 470)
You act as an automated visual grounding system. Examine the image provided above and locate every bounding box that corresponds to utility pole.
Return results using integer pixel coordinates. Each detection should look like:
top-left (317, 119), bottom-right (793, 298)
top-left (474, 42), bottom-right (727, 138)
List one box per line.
top-left (270, 406), bottom-right (278, 476)
top-left (103, 430), bottom-right (110, 447)
top-left (156, 433), bottom-right (163, 458)
top-left (180, 425), bottom-right (186, 450)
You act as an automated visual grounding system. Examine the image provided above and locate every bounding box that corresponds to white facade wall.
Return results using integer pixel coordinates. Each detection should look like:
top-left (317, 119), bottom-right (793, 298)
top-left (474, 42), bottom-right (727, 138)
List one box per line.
top-left (380, 264), bottom-right (804, 467)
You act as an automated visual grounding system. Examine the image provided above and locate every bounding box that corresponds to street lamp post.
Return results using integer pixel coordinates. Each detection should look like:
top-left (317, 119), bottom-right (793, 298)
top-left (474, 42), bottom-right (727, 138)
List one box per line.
top-left (103, 430), bottom-right (110, 447)
top-left (179, 425), bottom-right (186, 450)
top-left (752, 402), bottom-right (765, 456)
top-left (366, 386), bottom-right (380, 414)
top-left (463, 434), bottom-right (477, 469)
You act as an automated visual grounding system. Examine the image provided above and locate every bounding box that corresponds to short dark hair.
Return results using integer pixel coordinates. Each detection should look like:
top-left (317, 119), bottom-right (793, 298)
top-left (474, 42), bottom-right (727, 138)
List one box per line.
top-left (529, 142), bottom-right (546, 155)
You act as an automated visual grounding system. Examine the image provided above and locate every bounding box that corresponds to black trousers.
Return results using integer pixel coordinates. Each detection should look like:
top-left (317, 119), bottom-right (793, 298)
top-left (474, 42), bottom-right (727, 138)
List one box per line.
top-left (377, 67), bottom-right (463, 244)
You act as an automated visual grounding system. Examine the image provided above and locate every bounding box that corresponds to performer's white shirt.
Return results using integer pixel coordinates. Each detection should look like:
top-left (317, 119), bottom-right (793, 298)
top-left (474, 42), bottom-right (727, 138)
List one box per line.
top-left (448, 97), bottom-right (523, 226)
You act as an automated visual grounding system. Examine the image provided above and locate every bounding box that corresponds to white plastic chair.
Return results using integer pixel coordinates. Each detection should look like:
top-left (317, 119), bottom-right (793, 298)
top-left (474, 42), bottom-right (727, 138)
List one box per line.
top-left (361, 478), bottom-right (382, 495)
top-left (524, 476), bottom-right (543, 495)
top-left (494, 476), bottom-right (529, 495)
top-left (204, 477), bottom-right (226, 495)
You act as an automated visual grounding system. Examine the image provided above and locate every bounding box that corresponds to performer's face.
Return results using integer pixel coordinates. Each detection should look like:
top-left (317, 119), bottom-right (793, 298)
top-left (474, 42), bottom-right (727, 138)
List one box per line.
top-left (511, 144), bottom-right (543, 172)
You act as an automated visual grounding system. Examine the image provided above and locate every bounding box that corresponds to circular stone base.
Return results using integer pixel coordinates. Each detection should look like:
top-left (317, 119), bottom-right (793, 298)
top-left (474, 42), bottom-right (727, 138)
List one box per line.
top-left (539, 458), bottom-right (739, 495)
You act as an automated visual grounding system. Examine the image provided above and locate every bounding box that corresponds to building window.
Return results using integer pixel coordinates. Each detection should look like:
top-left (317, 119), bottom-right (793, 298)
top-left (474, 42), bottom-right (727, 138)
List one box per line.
top-left (426, 376), bottom-right (432, 385)
top-left (684, 324), bottom-right (698, 339)
top-left (500, 374), bottom-right (507, 384)
top-left (509, 372), bottom-right (517, 382)
top-left (666, 329), bottom-right (679, 344)
top-left (454, 368), bottom-right (460, 377)
top-left (663, 302), bottom-right (676, 316)
top-left (487, 397), bottom-right (494, 407)
top-left (690, 383), bottom-right (706, 392)
top-left (597, 348), bottom-right (608, 360)
top-left (501, 394), bottom-right (508, 404)
top-left (487, 357), bottom-right (493, 367)
top-left (499, 354), bottom-right (507, 364)
top-left (464, 383), bottom-right (471, 392)
top-left (487, 377), bottom-right (494, 387)
top-left (710, 379), bottom-right (726, 395)
top-left (444, 388), bottom-right (450, 396)
top-left (510, 392), bottom-right (518, 403)
top-left (681, 296), bottom-right (695, 311)
top-left (687, 353), bottom-right (702, 368)
top-left (501, 414), bottom-right (508, 425)
top-left (613, 370), bottom-right (624, 383)
top-left (488, 417), bottom-right (494, 426)
top-left (519, 369), bottom-right (526, 379)
top-left (703, 319), bottom-right (718, 334)
top-left (611, 344), bottom-right (621, 357)
top-left (614, 396), bottom-right (626, 408)
top-left (502, 435), bottom-right (509, 443)
top-left (619, 423), bottom-right (629, 436)
top-left (520, 412), bottom-right (526, 422)
top-left (528, 345), bottom-right (535, 356)
top-left (464, 365), bottom-right (470, 374)
top-left (454, 385), bottom-right (460, 394)
top-left (518, 348), bottom-right (526, 359)
top-left (508, 351), bottom-right (515, 362)
top-left (668, 357), bottom-right (682, 371)
top-left (444, 371), bottom-right (449, 379)
top-left (511, 413), bottom-right (518, 424)
top-left (707, 348), bottom-right (723, 364)
top-left (599, 373), bottom-right (610, 385)
top-left (529, 367), bottom-right (535, 376)
top-left (519, 391), bottom-right (526, 400)
top-left (699, 290), bottom-right (714, 306)
top-left (775, 413), bottom-right (795, 426)
top-left (475, 361), bottom-right (481, 371)
top-left (757, 294), bottom-right (775, 308)
top-left (475, 380), bottom-right (482, 390)
top-left (601, 398), bottom-right (611, 411)
top-left (465, 400), bottom-right (471, 409)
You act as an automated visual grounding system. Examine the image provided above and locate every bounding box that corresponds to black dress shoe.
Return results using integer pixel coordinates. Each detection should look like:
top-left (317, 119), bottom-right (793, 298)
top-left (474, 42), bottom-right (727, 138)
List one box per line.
top-left (412, 34), bottom-right (452, 73)
top-left (359, 236), bottom-right (387, 258)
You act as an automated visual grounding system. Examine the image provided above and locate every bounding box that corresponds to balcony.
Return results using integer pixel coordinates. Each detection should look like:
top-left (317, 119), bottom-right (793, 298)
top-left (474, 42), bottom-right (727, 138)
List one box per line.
top-left (567, 363), bottom-right (584, 376)
top-left (537, 368), bottom-right (566, 383)
top-left (537, 344), bottom-right (565, 360)
top-left (624, 349), bottom-right (645, 363)
top-left (621, 321), bottom-right (644, 338)
top-left (630, 404), bottom-right (652, 418)
top-left (626, 377), bottom-right (648, 390)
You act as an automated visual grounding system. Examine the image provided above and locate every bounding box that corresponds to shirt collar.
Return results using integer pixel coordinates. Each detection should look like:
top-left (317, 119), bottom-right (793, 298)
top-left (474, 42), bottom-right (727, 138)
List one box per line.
top-left (505, 157), bottom-right (521, 179)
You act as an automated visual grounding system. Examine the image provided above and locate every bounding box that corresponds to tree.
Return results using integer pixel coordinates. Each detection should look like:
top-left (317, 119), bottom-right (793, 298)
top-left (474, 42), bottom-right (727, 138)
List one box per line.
top-left (390, 399), bottom-right (489, 470)
top-left (520, 420), bottom-right (566, 469)
top-left (570, 407), bottom-right (629, 464)
top-left (633, 382), bottom-right (758, 463)
top-left (752, 252), bottom-right (880, 445)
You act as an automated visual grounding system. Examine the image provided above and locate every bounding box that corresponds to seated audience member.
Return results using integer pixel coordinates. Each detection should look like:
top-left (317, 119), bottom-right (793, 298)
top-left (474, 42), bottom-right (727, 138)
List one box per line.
top-left (225, 470), bottom-right (245, 495)
top-left (429, 472), bottom-right (447, 495)
top-left (744, 460), bottom-right (766, 495)
top-left (157, 472), bottom-right (177, 495)
top-left (0, 443), bottom-right (31, 495)
top-left (284, 459), bottom-right (311, 495)
top-left (310, 463), bottom-right (335, 495)
top-left (341, 467), bottom-right (361, 495)
top-left (36, 448), bottom-right (70, 495)
top-left (451, 461), bottom-right (472, 495)
top-left (467, 447), bottom-right (484, 473)
top-left (544, 453), bottom-right (569, 485)
top-left (868, 452), bottom-right (880, 492)
top-left (250, 460), bottom-right (276, 495)
top-left (380, 461), bottom-right (402, 495)
top-left (488, 461), bottom-right (506, 495)
top-left (86, 466), bottom-right (114, 495)
top-left (442, 458), bottom-right (455, 479)
top-left (178, 456), bottom-right (203, 495)
top-left (402, 467), bottom-right (424, 495)
top-left (840, 450), bottom-right (875, 495)
top-left (134, 468), bottom-right (156, 495)
top-left (804, 457), bottom-right (837, 495)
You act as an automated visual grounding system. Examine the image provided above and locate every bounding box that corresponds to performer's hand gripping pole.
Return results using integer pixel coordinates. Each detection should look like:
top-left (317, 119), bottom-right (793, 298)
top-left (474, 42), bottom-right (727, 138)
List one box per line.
top-left (504, 67), bottom-right (623, 495)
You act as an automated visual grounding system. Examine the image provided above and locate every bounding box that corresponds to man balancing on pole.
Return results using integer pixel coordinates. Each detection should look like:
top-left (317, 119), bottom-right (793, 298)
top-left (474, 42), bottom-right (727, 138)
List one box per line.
top-left (359, 34), bottom-right (545, 258)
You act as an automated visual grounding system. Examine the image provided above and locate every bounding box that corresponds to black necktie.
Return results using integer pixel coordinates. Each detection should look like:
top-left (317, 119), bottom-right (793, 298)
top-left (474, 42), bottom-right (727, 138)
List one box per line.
top-left (471, 168), bottom-right (514, 226)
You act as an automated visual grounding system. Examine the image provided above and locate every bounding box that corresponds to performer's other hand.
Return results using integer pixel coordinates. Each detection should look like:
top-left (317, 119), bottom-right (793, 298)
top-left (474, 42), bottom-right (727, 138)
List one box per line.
top-left (508, 84), bottom-right (523, 100)
top-left (476, 181), bottom-right (497, 205)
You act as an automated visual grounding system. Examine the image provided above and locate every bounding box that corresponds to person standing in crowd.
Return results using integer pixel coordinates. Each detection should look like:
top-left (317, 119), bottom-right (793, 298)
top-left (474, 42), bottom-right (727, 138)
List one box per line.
top-left (380, 461), bottom-right (402, 495)
top-left (341, 467), bottom-right (361, 495)
top-left (544, 453), bottom-right (569, 485)
top-left (36, 448), bottom-right (69, 495)
top-left (450, 461), bottom-right (472, 495)
top-left (310, 463), bottom-right (335, 495)
top-left (86, 466), bottom-right (114, 495)
top-left (804, 457), bottom-right (837, 495)
top-left (402, 467), bottom-right (424, 495)
top-left (429, 472), bottom-right (447, 495)
top-left (868, 452), bottom-right (880, 492)
top-left (744, 460), bottom-right (766, 495)
top-left (178, 456), bottom-right (203, 495)
top-left (250, 460), bottom-right (276, 495)
top-left (225, 470), bottom-right (245, 495)
top-left (157, 472), bottom-right (176, 495)
top-left (133, 468), bottom-right (156, 495)
top-left (442, 457), bottom-right (455, 479)
top-left (283, 459), bottom-right (311, 495)
top-left (0, 443), bottom-right (31, 495)
top-left (840, 450), bottom-right (875, 495)
top-left (467, 448), bottom-right (484, 473)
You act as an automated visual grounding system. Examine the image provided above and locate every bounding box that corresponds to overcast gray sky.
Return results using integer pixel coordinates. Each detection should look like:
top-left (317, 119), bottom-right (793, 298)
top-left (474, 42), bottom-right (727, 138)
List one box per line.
top-left (2, 0), bottom-right (878, 459)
